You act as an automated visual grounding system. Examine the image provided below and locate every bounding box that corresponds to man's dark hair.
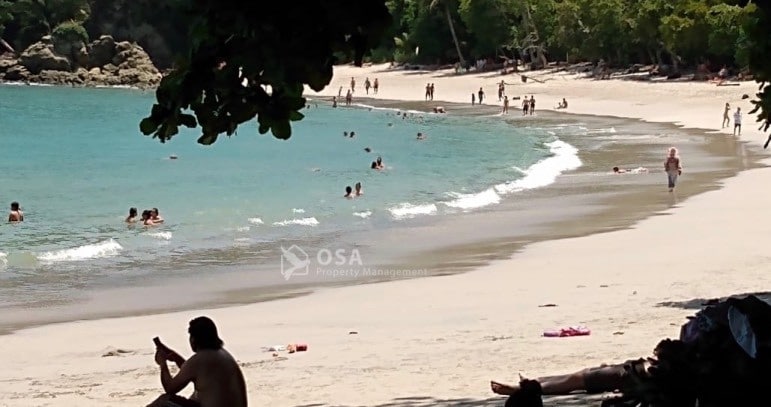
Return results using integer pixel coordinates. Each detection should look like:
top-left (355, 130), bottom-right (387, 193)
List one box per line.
top-left (188, 316), bottom-right (223, 350)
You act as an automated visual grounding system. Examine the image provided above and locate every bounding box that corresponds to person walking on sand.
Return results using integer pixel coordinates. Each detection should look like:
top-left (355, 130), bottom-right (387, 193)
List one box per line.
top-left (471, 93), bottom-right (476, 105)
top-left (147, 316), bottom-right (247, 407)
top-left (478, 87), bottom-right (485, 104)
top-left (430, 83), bottom-right (435, 100)
top-left (373, 78), bottom-right (379, 94)
top-left (364, 77), bottom-right (371, 95)
top-left (350, 77), bottom-right (356, 93)
top-left (425, 83), bottom-right (431, 100)
top-left (733, 107), bottom-right (742, 136)
top-left (338, 86), bottom-right (343, 97)
top-left (722, 102), bottom-right (730, 128)
top-left (502, 96), bottom-right (509, 114)
top-left (664, 147), bottom-right (682, 192)
top-left (529, 95), bottom-right (536, 115)
top-left (522, 96), bottom-right (529, 115)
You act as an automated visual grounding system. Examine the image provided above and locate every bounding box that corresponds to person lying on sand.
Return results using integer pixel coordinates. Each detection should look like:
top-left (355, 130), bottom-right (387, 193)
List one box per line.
top-left (613, 166), bottom-right (648, 174)
top-left (147, 317), bottom-right (247, 407)
top-left (433, 106), bottom-right (446, 114)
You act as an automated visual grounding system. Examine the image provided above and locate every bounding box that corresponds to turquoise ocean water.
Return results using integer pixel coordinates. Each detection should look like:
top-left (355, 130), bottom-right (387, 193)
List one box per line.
top-left (0, 84), bottom-right (584, 310)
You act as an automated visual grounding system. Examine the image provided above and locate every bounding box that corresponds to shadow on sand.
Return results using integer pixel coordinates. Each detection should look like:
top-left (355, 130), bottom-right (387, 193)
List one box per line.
top-left (295, 393), bottom-right (606, 407)
top-left (657, 291), bottom-right (771, 310)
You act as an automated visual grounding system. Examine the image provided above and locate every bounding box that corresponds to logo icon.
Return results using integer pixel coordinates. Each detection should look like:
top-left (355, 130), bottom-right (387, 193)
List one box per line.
top-left (280, 245), bottom-right (310, 280)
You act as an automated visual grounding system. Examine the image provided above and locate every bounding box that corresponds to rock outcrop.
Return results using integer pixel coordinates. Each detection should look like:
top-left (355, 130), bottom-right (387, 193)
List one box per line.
top-left (0, 35), bottom-right (161, 88)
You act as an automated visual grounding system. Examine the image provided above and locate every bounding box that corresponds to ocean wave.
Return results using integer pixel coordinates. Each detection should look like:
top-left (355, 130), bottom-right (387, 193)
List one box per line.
top-left (292, 208), bottom-right (305, 214)
top-left (353, 210), bottom-right (373, 218)
top-left (495, 139), bottom-right (582, 194)
top-left (272, 217), bottom-right (319, 227)
top-left (236, 226), bottom-right (251, 232)
top-left (591, 127), bottom-right (617, 133)
top-left (146, 231), bottom-right (172, 240)
top-left (351, 103), bottom-right (425, 115)
top-left (37, 239), bottom-right (123, 263)
top-left (388, 203), bottom-right (438, 220)
top-left (0, 252), bottom-right (6, 269)
top-left (248, 217), bottom-right (264, 225)
top-left (442, 188), bottom-right (501, 210)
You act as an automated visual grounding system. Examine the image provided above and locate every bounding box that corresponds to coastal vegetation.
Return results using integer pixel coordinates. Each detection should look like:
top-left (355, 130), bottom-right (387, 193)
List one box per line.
top-left (1, 1), bottom-right (770, 142)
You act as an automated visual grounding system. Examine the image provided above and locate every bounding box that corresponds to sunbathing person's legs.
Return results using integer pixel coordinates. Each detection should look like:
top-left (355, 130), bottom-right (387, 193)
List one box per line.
top-left (491, 359), bottom-right (648, 396)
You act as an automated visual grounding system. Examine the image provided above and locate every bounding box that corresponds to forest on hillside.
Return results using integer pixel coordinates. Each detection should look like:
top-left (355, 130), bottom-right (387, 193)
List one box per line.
top-left (0, 0), bottom-right (758, 72)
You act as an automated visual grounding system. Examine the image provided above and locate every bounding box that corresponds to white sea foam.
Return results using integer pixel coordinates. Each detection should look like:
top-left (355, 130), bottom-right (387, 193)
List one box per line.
top-left (0, 252), bottom-right (6, 269)
top-left (388, 203), bottom-right (438, 220)
top-left (592, 127), bottom-right (617, 133)
top-left (272, 217), bottom-right (320, 227)
top-left (146, 231), bottom-right (172, 240)
top-left (37, 239), bottom-right (123, 263)
top-left (495, 140), bottom-right (582, 194)
top-left (443, 188), bottom-right (501, 210)
top-left (292, 208), bottom-right (305, 214)
top-left (248, 217), bottom-right (264, 225)
top-left (352, 103), bottom-right (425, 115)
top-left (353, 210), bottom-right (373, 219)
top-left (236, 226), bottom-right (251, 232)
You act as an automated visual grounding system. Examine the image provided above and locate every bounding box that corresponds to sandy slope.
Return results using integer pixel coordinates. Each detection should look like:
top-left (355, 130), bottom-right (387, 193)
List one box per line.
top-left (0, 64), bottom-right (769, 407)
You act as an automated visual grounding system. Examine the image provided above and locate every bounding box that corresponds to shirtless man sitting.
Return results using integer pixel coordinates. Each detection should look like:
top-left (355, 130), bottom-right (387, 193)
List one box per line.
top-left (147, 317), bottom-right (247, 407)
top-left (8, 201), bottom-right (23, 222)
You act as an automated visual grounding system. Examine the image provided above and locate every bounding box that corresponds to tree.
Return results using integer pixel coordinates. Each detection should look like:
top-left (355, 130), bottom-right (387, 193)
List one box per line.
top-left (458, 0), bottom-right (515, 59)
top-left (9, 0), bottom-right (90, 49)
top-left (428, 0), bottom-right (466, 66)
top-left (745, 2), bottom-right (771, 134)
top-left (139, 0), bottom-right (391, 145)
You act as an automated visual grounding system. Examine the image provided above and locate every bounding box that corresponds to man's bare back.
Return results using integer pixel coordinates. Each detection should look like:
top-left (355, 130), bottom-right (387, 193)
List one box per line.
top-left (188, 349), bottom-right (247, 407)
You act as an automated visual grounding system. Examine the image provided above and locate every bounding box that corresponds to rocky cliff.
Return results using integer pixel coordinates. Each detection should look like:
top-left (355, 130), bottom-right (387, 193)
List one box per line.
top-left (0, 35), bottom-right (161, 88)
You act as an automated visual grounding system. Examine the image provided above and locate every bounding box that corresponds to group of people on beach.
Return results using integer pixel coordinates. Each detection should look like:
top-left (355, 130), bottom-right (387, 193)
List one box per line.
top-left (425, 83), bottom-right (436, 100)
top-left (126, 207), bottom-right (165, 226)
top-left (722, 102), bottom-right (743, 136)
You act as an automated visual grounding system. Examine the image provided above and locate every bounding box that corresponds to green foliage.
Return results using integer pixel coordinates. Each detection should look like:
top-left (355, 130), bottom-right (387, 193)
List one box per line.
top-left (0, 0), bottom-right (12, 37)
top-left (6, 0), bottom-right (90, 48)
top-left (139, 0), bottom-right (391, 144)
top-left (458, 0), bottom-right (516, 58)
top-left (745, 3), bottom-right (771, 133)
top-left (51, 20), bottom-right (88, 44)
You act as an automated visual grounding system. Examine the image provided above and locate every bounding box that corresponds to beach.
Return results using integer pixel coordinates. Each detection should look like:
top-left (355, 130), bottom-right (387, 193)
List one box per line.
top-left (0, 64), bottom-right (768, 407)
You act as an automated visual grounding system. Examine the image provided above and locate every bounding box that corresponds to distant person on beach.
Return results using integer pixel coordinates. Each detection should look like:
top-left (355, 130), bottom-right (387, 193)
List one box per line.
top-left (345, 90), bottom-right (352, 106)
top-left (126, 207), bottom-right (138, 223)
top-left (664, 147), bottom-right (682, 192)
top-left (355, 182), bottom-right (363, 196)
top-left (332, 96), bottom-right (337, 108)
top-left (733, 107), bottom-right (742, 136)
top-left (478, 87), bottom-right (485, 104)
top-left (8, 201), bottom-right (23, 222)
top-left (430, 83), bottom-right (435, 100)
top-left (344, 186), bottom-right (354, 199)
top-left (373, 78), bottom-right (379, 94)
top-left (364, 77), bottom-right (371, 94)
top-left (556, 98), bottom-right (568, 109)
top-left (502, 96), bottom-right (509, 114)
top-left (148, 317), bottom-right (247, 407)
top-left (338, 86), bottom-right (343, 97)
top-left (472, 93), bottom-right (476, 105)
top-left (350, 77), bottom-right (356, 93)
top-left (433, 106), bottom-right (446, 113)
top-left (722, 102), bottom-right (730, 128)
top-left (613, 166), bottom-right (648, 174)
top-left (425, 83), bottom-right (431, 100)
top-left (498, 81), bottom-right (505, 101)
top-left (151, 208), bottom-right (164, 224)
top-left (522, 97), bottom-right (529, 115)
top-left (529, 95), bottom-right (536, 115)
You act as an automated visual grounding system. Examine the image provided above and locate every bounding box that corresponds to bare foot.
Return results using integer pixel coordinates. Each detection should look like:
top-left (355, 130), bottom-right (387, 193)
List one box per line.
top-left (490, 380), bottom-right (519, 395)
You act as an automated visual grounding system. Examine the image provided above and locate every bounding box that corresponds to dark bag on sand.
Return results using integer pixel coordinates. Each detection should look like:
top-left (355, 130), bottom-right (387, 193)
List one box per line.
top-left (504, 379), bottom-right (543, 407)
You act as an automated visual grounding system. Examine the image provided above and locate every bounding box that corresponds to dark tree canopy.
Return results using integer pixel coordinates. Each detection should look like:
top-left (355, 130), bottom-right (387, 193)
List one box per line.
top-left (139, 0), bottom-right (391, 144)
top-left (746, 2), bottom-right (771, 134)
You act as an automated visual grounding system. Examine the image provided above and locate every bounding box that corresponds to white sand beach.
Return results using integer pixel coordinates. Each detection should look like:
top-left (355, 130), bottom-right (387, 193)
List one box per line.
top-left (1, 65), bottom-right (768, 407)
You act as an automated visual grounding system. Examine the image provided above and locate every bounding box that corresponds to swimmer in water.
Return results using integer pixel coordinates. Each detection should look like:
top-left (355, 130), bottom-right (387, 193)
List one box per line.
top-left (151, 207), bottom-right (164, 224)
top-left (417, 132), bottom-right (426, 140)
top-left (344, 186), bottom-right (354, 199)
top-left (613, 166), bottom-right (649, 174)
top-left (355, 182), bottom-right (363, 196)
top-left (376, 156), bottom-right (384, 169)
top-left (8, 201), bottom-right (23, 222)
top-left (343, 131), bottom-right (348, 137)
top-left (350, 131), bottom-right (355, 138)
top-left (141, 210), bottom-right (155, 226)
top-left (364, 147), bottom-right (372, 153)
top-left (126, 207), bottom-right (138, 223)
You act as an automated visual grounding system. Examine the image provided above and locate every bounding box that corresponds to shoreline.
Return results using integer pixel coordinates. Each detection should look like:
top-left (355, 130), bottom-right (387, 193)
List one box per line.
top-left (0, 94), bottom-right (754, 335)
top-left (1, 64), bottom-right (769, 406)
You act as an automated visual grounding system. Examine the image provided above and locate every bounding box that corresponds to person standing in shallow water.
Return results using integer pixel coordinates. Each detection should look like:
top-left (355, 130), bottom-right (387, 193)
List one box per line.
top-left (664, 147), bottom-right (682, 192)
top-left (8, 201), bottom-right (23, 222)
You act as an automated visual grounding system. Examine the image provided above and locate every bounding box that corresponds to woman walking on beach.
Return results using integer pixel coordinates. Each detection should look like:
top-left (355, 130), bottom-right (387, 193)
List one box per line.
top-left (664, 147), bottom-right (682, 192)
top-left (722, 102), bottom-right (730, 128)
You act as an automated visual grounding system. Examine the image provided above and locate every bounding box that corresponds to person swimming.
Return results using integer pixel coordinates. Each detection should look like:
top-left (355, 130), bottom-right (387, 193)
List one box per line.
top-left (151, 208), bottom-right (164, 223)
top-left (141, 210), bottom-right (155, 226)
top-left (371, 161), bottom-right (379, 170)
top-left (126, 207), bottom-right (138, 223)
top-left (417, 132), bottom-right (426, 140)
top-left (8, 201), bottom-right (23, 222)
top-left (355, 182), bottom-right (363, 196)
top-left (613, 166), bottom-right (649, 174)
top-left (350, 131), bottom-right (356, 138)
top-left (364, 147), bottom-right (372, 153)
top-left (344, 186), bottom-right (354, 199)
top-left (376, 156), bottom-right (384, 169)
top-left (343, 131), bottom-right (348, 137)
